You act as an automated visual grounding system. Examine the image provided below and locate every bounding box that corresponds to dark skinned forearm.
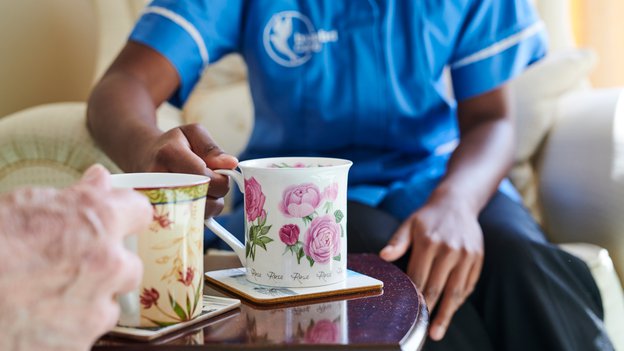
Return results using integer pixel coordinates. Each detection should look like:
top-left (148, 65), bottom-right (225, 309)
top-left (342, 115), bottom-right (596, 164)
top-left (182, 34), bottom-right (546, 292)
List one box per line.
top-left (87, 42), bottom-right (181, 172)
top-left (87, 72), bottom-right (162, 172)
top-left (430, 87), bottom-right (514, 214)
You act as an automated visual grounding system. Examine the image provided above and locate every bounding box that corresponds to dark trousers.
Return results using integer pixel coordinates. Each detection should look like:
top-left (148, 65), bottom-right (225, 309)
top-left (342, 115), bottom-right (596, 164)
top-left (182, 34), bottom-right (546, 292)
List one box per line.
top-left (347, 192), bottom-right (613, 351)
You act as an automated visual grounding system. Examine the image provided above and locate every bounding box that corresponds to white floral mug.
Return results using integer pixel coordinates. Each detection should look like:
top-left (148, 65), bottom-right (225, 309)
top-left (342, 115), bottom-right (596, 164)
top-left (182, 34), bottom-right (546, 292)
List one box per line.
top-left (206, 157), bottom-right (352, 288)
top-left (111, 173), bottom-right (209, 327)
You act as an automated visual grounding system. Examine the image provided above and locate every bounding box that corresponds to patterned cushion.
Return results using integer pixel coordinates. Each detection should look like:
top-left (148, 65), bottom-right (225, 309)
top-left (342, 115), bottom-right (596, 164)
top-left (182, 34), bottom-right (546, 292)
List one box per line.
top-left (0, 102), bottom-right (119, 192)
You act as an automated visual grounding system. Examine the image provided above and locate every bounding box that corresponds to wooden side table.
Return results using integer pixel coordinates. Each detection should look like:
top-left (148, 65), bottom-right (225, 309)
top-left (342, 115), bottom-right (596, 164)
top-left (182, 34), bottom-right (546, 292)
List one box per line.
top-left (94, 253), bottom-right (428, 350)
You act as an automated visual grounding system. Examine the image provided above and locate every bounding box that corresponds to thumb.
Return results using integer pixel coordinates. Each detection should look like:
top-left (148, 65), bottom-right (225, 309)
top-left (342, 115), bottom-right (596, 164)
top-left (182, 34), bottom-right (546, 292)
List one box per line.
top-left (380, 221), bottom-right (412, 262)
top-left (79, 164), bottom-right (111, 189)
top-left (208, 153), bottom-right (239, 171)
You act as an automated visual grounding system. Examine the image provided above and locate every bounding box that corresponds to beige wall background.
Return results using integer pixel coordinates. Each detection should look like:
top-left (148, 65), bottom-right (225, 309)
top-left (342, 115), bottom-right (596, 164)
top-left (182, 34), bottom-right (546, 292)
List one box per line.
top-left (0, 0), bottom-right (97, 117)
top-left (572, 0), bottom-right (624, 87)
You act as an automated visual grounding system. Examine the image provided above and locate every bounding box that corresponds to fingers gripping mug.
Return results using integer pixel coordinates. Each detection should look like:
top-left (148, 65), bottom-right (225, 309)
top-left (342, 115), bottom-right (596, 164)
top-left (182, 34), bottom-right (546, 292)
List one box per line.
top-left (206, 157), bottom-right (352, 288)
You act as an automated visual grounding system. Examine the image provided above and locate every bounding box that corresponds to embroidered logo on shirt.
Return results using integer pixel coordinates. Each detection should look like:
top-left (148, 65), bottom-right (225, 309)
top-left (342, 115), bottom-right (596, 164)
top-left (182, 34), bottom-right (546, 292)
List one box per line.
top-left (263, 11), bottom-right (338, 67)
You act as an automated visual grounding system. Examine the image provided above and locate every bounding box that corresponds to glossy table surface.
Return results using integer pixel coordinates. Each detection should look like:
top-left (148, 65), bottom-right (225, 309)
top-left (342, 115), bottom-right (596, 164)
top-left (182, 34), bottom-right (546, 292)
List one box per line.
top-left (94, 253), bottom-right (428, 350)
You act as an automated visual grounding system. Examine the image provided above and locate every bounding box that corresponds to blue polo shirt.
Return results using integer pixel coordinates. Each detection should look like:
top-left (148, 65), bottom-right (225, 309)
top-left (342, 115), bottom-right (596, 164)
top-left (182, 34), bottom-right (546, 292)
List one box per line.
top-left (130, 0), bottom-right (546, 221)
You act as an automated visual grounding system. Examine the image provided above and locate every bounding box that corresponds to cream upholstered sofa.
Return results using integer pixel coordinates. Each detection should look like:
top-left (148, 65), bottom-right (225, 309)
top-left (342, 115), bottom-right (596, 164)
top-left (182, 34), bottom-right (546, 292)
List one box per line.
top-left (0, 0), bottom-right (622, 347)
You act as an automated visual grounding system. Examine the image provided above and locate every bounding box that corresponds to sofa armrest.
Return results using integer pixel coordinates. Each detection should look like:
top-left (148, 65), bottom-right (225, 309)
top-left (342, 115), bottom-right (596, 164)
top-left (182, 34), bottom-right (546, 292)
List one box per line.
top-left (0, 102), bottom-right (119, 192)
top-left (0, 102), bottom-right (184, 193)
top-left (537, 88), bottom-right (624, 278)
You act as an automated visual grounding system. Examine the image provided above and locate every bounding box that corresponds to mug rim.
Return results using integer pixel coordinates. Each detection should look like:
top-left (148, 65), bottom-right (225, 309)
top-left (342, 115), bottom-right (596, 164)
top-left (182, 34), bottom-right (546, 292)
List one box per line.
top-left (110, 172), bottom-right (210, 190)
top-left (237, 157), bottom-right (353, 170)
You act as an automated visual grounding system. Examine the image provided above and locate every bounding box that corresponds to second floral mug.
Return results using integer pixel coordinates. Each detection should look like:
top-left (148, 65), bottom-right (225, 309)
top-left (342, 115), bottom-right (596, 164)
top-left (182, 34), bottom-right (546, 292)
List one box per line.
top-left (206, 157), bottom-right (352, 288)
top-left (111, 173), bottom-right (209, 327)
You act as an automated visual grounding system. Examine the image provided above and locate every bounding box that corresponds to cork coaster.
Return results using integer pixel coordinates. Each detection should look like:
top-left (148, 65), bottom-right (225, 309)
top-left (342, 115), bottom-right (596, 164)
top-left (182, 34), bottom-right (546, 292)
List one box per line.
top-left (205, 268), bottom-right (383, 305)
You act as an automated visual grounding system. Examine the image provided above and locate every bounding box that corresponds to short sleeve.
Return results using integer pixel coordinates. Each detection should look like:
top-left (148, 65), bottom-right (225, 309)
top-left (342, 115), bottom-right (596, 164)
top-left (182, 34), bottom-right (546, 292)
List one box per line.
top-left (450, 0), bottom-right (547, 101)
top-left (129, 0), bottom-right (244, 107)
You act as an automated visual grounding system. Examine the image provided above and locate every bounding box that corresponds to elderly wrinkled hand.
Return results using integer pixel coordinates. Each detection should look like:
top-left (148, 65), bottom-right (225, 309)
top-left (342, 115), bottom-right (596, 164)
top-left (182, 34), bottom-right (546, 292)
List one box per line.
top-left (0, 164), bottom-right (152, 351)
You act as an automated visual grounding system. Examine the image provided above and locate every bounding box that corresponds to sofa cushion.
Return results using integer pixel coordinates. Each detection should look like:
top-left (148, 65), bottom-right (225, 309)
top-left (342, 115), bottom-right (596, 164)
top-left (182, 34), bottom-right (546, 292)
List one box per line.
top-left (509, 48), bottom-right (596, 221)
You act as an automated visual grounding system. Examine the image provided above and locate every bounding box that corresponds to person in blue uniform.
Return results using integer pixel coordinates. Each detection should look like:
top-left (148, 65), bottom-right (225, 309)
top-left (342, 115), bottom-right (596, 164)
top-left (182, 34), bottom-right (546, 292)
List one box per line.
top-left (87, 1), bottom-right (613, 349)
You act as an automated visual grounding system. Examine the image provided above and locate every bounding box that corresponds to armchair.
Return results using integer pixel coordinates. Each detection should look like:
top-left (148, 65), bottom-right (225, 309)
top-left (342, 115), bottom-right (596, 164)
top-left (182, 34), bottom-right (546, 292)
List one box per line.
top-left (0, 0), bottom-right (621, 347)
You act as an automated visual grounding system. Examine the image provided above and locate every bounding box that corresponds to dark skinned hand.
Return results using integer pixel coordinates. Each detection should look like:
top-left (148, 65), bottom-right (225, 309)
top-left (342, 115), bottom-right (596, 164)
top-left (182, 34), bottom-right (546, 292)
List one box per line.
top-left (380, 191), bottom-right (484, 341)
top-left (140, 123), bottom-right (238, 217)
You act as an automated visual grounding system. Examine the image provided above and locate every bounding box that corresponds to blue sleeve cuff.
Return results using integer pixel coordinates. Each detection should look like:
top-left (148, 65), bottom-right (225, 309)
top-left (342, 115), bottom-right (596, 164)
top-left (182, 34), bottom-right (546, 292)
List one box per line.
top-left (451, 24), bottom-right (548, 101)
top-left (129, 13), bottom-right (205, 108)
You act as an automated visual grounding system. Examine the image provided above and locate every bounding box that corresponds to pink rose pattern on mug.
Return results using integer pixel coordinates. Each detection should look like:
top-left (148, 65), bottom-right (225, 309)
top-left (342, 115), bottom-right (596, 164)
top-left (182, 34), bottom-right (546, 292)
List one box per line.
top-left (244, 177), bottom-right (273, 261)
top-left (276, 182), bottom-right (343, 266)
top-left (244, 180), bottom-right (344, 267)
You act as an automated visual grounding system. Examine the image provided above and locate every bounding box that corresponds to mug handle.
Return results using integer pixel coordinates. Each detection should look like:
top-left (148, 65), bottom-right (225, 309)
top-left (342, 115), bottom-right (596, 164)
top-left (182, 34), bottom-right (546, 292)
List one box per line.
top-left (204, 169), bottom-right (246, 266)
